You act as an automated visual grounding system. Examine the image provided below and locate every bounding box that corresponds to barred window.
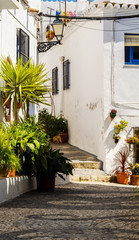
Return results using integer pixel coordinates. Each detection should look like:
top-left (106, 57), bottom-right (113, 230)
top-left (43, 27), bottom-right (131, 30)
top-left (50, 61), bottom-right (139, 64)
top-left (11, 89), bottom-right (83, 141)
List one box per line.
top-left (63, 60), bottom-right (70, 90)
top-left (52, 67), bottom-right (58, 95)
top-left (17, 28), bottom-right (29, 64)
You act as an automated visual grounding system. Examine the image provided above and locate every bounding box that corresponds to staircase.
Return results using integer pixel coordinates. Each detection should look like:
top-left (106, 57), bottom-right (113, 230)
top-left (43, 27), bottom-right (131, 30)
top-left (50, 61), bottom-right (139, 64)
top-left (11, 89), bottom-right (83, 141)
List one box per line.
top-left (51, 143), bottom-right (114, 183)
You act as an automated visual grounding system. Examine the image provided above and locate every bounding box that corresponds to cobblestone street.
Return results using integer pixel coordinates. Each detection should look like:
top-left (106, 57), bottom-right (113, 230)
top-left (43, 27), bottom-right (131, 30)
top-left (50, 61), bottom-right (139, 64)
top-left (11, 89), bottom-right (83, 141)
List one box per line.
top-left (0, 183), bottom-right (139, 240)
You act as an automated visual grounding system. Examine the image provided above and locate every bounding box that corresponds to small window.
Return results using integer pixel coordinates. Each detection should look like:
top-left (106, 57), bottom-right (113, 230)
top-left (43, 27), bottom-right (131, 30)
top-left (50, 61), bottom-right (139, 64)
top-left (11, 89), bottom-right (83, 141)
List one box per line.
top-left (125, 34), bottom-right (139, 65)
top-left (17, 29), bottom-right (29, 64)
top-left (52, 67), bottom-right (58, 95)
top-left (63, 60), bottom-right (70, 90)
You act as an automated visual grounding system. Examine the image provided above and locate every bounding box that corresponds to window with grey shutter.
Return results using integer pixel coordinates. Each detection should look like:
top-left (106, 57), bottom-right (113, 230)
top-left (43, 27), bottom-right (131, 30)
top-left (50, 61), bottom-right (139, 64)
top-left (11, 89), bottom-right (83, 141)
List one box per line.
top-left (63, 60), bottom-right (70, 90)
top-left (52, 67), bottom-right (58, 95)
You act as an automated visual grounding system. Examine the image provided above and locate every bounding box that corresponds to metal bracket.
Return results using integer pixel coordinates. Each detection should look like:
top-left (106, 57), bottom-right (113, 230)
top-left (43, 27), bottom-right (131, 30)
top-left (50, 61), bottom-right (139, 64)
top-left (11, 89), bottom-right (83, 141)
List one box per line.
top-left (37, 41), bottom-right (62, 53)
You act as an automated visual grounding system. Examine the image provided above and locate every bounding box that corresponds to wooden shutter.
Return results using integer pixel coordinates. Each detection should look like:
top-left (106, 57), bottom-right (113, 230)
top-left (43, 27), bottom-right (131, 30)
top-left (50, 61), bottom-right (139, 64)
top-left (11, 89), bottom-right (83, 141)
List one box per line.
top-left (52, 67), bottom-right (58, 95)
top-left (63, 60), bottom-right (70, 90)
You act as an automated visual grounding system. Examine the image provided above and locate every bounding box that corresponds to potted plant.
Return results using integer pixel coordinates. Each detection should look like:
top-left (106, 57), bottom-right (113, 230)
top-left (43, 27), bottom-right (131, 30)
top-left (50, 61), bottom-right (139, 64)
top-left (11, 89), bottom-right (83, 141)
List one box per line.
top-left (113, 134), bottom-right (121, 144)
top-left (46, 25), bottom-right (55, 41)
top-left (128, 163), bottom-right (139, 185)
top-left (113, 151), bottom-right (130, 184)
top-left (55, 115), bottom-right (68, 143)
top-left (0, 125), bottom-right (21, 177)
top-left (110, 109), bottom-right (117, 120)
top-left (7, 117), bottom-right (50, 177)
top-left (38, 109), bottom-right (68, 143)
top-left (125, 135), bottom-right (139, 145)
top-left (114, 120), bottom-right (128, 135)
top-left (34, 145), bottom-right (74, 191)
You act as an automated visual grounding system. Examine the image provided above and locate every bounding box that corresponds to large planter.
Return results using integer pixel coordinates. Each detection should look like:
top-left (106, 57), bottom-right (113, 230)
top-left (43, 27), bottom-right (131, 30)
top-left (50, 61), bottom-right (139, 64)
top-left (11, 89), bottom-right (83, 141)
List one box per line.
top-left (37, 176), bottom-right (55, 192)
top-left (131, 175), bottom-right (139, 185)
top-left (61, 133), bottom-right (68, 143)
top-left (117, 172), bottom-right (130, 184)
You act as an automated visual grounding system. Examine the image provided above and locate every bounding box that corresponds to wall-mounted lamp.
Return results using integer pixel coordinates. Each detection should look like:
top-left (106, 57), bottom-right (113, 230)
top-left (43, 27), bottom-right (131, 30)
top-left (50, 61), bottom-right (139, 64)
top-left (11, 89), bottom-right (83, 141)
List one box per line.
top-left (37, 18), bottom-right (65, 53)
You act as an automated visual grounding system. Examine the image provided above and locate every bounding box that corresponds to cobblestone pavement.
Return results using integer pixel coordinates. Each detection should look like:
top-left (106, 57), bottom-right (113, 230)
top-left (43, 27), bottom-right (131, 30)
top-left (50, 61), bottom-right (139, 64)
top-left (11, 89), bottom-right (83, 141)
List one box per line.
top-left (0, 183), bottom-right (139, 240)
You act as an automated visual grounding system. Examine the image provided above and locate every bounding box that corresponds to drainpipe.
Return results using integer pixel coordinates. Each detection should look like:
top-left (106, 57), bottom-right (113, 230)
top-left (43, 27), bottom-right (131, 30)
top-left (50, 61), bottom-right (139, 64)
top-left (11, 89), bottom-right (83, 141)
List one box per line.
top-left (111, 19), bottom-right (115, 106)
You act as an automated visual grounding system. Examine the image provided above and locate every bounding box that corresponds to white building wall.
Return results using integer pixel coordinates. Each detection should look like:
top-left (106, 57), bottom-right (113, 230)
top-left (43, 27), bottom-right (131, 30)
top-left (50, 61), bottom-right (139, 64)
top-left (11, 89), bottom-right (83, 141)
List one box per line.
top-left (40, 20), bottom-right (105, 161)
top-left (0, 1), bottom-right (39, 121)
top-left (103, 18), bottom-right (139, 173)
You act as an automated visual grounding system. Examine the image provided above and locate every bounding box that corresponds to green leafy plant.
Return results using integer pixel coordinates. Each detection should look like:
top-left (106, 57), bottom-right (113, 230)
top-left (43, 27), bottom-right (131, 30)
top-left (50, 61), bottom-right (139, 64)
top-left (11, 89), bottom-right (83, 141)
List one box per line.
top-left (7, 117), bottom-right (50, 176)
top-left (0, 125), bottom-right (21, 175)
top-left (128, 163), bottom-right (139, 175)
top-left (114, 120), bottom-right (128, 134)
top-left (113, 134), bottom-right (121, 140)
top-left (34, 145), bottom-right (74, 179)
top-left (0, 56), bottom-right (50, 122)
top-left (38, 109), bottom-right (68, 139)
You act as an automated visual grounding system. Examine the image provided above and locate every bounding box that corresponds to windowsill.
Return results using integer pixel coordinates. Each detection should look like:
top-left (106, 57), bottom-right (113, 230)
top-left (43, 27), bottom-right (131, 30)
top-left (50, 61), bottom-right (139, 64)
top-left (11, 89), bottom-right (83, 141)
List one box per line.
top-left (123, 65), bottom-right (139, 68)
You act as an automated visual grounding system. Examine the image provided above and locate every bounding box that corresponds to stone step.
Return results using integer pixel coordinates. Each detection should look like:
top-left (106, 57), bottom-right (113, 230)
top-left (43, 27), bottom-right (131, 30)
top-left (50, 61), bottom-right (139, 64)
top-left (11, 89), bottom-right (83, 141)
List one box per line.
top-left (51, 143), bottom-right (101, 168)
top-left (70, 168), bottom-right (114, 183)
top-left (71, 160), bottom-right (102, 169)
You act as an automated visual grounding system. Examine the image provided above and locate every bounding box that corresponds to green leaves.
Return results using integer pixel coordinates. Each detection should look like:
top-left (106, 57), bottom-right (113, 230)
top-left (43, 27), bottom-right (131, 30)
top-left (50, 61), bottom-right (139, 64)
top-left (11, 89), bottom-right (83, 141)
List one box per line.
top-left (0, 56), bottom-right (50, 121)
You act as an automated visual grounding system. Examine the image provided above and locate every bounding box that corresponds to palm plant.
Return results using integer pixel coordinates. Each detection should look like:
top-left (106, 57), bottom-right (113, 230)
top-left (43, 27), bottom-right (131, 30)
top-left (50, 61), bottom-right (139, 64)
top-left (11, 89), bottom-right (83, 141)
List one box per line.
top-left (0, 56), bottom-right (50, 122)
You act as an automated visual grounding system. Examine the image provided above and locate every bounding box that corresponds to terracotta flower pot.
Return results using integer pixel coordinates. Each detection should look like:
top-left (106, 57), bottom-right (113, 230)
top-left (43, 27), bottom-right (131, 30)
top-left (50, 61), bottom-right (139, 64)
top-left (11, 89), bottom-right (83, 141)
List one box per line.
top-left (3, 98), bottom-right (11, 108)
top-left (131, 175), bottom-right (139, 185)
top-left (37, 176), bottom-right (55, 192)
top-left (61, 133), bottom-right (68, 143)
top-left (9, 169), bottom-right (16, 177)
top-left (117, 172), bottom-right (130, 184)
top-left (17, 102), bottom-right (21, 109)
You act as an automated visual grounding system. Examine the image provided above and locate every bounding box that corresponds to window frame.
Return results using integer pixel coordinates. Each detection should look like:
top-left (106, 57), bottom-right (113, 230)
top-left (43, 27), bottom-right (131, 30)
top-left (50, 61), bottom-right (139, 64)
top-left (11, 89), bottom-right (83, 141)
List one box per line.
top-left (17, 28), bottom-right (29, 64)
top-left (63, 59), bottom-right (70, 90)
top-left (52, 67), bottom-right (58, 95)
top-left (125, 34), bottom-right (139, 65)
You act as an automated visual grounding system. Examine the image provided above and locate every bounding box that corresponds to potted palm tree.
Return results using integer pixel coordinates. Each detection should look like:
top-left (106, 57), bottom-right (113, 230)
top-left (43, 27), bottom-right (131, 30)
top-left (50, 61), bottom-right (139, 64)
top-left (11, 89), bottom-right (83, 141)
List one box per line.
top-left (0, 56), bottom-right (50, 122)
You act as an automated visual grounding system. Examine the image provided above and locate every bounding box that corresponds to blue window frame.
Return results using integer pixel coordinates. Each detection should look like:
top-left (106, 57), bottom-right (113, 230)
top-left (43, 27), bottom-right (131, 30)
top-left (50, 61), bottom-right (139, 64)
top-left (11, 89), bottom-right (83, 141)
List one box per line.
top-left (125, 34), bottom-right (139, 65)
top-left (125, 46), bottom-right (139, 65)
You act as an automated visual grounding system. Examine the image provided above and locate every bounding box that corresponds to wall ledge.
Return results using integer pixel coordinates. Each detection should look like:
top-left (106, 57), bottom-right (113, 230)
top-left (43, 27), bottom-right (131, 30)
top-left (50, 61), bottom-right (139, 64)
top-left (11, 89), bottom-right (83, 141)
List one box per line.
top-left (0, 176), bottom-right (36, 205)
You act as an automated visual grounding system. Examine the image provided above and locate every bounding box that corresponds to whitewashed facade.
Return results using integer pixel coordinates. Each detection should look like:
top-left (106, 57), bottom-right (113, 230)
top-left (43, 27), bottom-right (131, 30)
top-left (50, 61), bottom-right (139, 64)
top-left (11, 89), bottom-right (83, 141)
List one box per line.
top-left (0, 0), bottom-right (41, 121)
top-left (39, 0), bottom-right (139, 174)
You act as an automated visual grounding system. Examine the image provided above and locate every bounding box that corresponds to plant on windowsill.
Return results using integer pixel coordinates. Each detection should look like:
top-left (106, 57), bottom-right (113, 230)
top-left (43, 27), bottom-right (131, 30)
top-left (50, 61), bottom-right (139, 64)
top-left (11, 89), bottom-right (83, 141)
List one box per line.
top-left (110, 109), bottom-right (117, 120)
top-left (125, 135), bottom-right (139, 145)
top-left (113, 151), bottom-right (130, 184)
